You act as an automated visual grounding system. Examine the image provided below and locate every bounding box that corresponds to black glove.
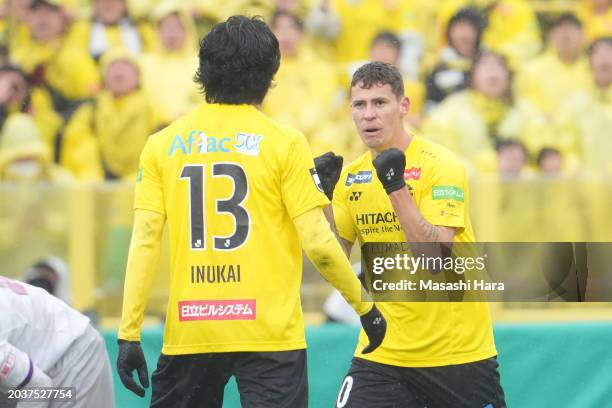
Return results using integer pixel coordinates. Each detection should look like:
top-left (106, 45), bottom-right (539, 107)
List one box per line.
top-left (360, 304), bottom-right (387, 354)
top-left (117, 340), bottom-right (149, 397)
top-left (372, 148), bottom-right (406, 194)
top-left (314, 152), bottom-right (344, 200)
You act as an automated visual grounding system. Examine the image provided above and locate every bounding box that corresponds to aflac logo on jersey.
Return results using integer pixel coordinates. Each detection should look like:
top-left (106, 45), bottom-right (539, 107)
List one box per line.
top-left (235, 132), bottom-right (263, 156)
top-left (345, 171), bottom-right (373, 186)
top-left (168, 130), bottom-right (231, 156)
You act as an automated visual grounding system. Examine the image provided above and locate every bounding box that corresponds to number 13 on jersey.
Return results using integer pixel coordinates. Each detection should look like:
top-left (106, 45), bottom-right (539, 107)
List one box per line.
top-left (180, 163), bottom-right (250, 251)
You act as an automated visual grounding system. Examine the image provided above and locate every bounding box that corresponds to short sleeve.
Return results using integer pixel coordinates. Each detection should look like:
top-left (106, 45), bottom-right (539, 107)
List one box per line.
top-left (332, 173), bottom-right (357, 244)
top-left (281, 133), bottom-right (329, 219)
top-left (134, 135), bottom-right (165, 215)
top-left (419, 159), bottom-right (467, 229)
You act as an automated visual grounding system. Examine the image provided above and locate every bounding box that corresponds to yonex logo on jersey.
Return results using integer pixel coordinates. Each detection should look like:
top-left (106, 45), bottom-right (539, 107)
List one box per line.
top-left (349, 191), bottom-right (362, 201)
top-left (432, 186), bottom-right (464, 202)
top-left (309, 168), bottom-right (324, 193)
top-left (345, 171), bottom-right (373, 186)
top-left (179, 300), bottom-right (256, 321)
top-left (235, 133), bottom-right (263, 156)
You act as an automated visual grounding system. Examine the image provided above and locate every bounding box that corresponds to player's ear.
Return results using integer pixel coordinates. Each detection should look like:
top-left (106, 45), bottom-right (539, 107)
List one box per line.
top-left (399, 96), bottom-right (410, 116)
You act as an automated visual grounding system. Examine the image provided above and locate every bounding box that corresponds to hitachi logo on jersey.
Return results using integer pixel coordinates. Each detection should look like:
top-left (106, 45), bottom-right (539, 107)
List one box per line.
top-left (356, 212), bottom-right (398, 225)
top-left (345, 171), bottom-right (373, 186)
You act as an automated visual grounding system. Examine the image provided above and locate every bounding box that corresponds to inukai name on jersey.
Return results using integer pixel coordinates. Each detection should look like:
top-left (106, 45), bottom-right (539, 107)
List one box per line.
top-left (169, 131), bottom-right (263, 156)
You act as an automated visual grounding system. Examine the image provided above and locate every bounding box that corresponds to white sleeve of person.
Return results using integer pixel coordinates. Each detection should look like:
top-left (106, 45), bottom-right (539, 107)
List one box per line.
top-left (0, 340), bottom-right (52, 391)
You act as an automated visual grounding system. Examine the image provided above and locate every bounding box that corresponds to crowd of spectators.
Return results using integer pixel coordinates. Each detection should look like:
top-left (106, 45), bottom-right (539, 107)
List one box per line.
top-left (0, 0), bottom-right (610, 183)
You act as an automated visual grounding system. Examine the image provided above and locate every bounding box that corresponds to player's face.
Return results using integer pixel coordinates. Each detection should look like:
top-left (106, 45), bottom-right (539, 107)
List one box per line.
top-left (350, 82), bottom-right (409, 152)
top-left (472, 54), bottom-right (510, 99)
top-left (104, 59), bottom-right (140, 97)
top-left (591, 42), bottom-right (612, 88)
top-left (158, 14), bottom-right (186, 51)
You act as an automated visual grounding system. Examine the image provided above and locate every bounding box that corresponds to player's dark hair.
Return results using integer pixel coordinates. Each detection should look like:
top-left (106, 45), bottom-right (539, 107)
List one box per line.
top-left (351, 61), bottom-right (404, 99)
top-left (371, 31), bottom-right (401, 53)
top-left (194, 15), bottom-right (280, 105)
top-left (271, 10), bottom-right (304, 31)
top-left (446, 7), bottom-right (484, 51)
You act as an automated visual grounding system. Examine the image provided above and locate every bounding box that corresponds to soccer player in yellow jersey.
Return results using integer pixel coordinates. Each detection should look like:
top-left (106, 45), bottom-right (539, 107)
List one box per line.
top-left (317, 62), bottom-right (506, 407)
top-left (115, 16), bottom-right (386, 408)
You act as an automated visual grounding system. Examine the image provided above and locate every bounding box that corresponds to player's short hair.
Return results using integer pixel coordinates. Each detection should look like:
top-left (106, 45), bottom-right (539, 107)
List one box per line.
top-left (194, 15), bottom-right (280, 105)
top-left (351, 61), bottom-right (404, 99)
top-left (370, 31), bottom-right (401, 53)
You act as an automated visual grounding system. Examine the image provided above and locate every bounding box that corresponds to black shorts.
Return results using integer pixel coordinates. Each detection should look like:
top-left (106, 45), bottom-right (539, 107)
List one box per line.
top-left (150, 349), bottom-right (307, 408)
top-left (336, 357), bottom-right (506, 408)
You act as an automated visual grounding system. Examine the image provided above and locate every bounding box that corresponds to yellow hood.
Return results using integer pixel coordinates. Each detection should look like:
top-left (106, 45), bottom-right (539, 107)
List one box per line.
top-left (0, 113), bottom-right (50, 171)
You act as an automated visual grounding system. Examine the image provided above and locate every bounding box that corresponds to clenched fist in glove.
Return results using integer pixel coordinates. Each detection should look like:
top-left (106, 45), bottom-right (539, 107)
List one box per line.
top-left (314, 152), bottom-right (344, 200)
top-left (372, 148), bottom-right (406, 194)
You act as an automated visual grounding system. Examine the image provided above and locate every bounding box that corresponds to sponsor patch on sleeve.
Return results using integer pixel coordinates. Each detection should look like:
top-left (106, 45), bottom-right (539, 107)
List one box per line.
top-left (432, 186), bottom-right (464, 202)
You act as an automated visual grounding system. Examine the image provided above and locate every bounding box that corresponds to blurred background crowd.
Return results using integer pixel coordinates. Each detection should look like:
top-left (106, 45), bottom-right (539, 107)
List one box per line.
top-left (0, 0), bottom-right (610, 183)
top-left (0, 0), bottom-right (611, 317)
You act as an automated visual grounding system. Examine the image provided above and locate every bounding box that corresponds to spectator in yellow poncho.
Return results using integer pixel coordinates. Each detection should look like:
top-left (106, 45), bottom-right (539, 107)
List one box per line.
top-left (140, 0), bottom-right (200, 126)
top-left (60, 49), bottom-right (160, 180)
top-left (9, 0), bottom-right (100, 118)
top-left (0, 110), bottom-right (70, 183)
top-left (554, 36), bottom-right (612, 173)
top-left (515, 13), bottom-right (591, 118)
top-left (262, 11), bottom-right (338, 148)
top-left (437, 0), bottom-right (541, 65)
top-left (66, 0), bottom-right (155, 61)
top-left (577, 0), bottom-right (612, 42)
top-left (421, 51), bottom-right (548, 172)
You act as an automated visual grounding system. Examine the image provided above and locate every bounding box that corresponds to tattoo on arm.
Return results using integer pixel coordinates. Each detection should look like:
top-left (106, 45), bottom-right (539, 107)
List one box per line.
top-left (418, 217), bottom-right (440, 242)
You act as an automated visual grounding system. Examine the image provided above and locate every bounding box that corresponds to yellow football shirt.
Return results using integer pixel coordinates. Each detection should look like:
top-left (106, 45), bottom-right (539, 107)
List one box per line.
top-left (332, 135), bottom-right (497, 367)
top-left (134, 103), bottom-right (329, 355)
